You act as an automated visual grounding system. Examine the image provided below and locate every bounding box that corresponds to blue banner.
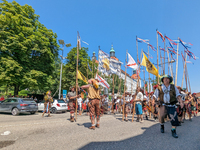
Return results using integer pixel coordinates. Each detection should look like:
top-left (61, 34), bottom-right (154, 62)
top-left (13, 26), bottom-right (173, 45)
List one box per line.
top-left (63, 90), bottom-right (67, 98)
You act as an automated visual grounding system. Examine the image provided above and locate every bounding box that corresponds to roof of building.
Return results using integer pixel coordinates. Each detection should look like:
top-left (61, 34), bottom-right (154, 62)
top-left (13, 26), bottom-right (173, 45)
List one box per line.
top-left (110, 56), bottom-right (119, 61)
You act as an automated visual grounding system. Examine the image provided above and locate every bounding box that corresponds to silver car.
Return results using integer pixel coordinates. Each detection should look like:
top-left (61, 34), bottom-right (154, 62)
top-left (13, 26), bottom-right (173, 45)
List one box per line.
top-left (0, 98), bottom-right (38, 116)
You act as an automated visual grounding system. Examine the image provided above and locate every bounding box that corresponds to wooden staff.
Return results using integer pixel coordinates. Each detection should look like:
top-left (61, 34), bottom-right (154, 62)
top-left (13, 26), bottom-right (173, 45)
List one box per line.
top-left (92, 60), bottom-right (94, 78)
top-left (122, 50), bottom-right (128, 121)
top-left (175, 38), bottom-right (179, 86)
top-left (156, 30), bottom-right (159, 84)
top-left (159, 46), bottom-right (163, 75)
top-left (166, 48), bottom-right (173, 79)
top-left (132, 49), bottom-right (143, 122)
top-left (75, 34), bottom-right (79, 121)
top-left (87, 61), bottom-right (88, 80)
top-left (118, 71), bottom-right (122, 95)
top-left (143, 66), bottom-right (145, 94)
top-left (186, 65), bottom-right (191, 92)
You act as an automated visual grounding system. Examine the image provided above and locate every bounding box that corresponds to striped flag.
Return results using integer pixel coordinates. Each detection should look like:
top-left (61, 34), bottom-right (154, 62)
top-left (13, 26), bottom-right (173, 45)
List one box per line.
top-left (95, 74), bottom-right (110, 89)
top-left (127, 53), bottom-right (138, 70)
top-left (165, 36), bottom-right (177, 45)
top-left (148, 44), bottom-right (156, 52)
top-left (157, 30), bottom-right (165, 42)
top-left (137, 37), bottom-right (149, 44)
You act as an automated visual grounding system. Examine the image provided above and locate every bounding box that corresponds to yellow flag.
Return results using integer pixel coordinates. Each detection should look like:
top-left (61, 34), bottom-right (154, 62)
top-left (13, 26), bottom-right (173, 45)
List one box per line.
top-left (141, 53), bottom-right (159, 77)
top-left (77, 70), bottom-right (88, 84)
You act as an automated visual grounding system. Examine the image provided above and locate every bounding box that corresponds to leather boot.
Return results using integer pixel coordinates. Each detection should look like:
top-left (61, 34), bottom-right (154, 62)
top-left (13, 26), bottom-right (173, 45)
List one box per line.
top-left (171, 129), bottom-right (178, 138)
top-left (96, 124), bottom-right (100, 128)
top-left (160, 125), bottom-right (164, 133)
top-left (89, 126), bottom-right (95, 130)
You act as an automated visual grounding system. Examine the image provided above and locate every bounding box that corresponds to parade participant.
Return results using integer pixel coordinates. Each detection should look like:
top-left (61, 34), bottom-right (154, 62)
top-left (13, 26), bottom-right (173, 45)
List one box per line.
top-left (152, 95), bottom-right (158, 121)
top-left (77, 95), bottom-right (83, 116)
top-left (124, 92), bottom-right (131, 121)
top-left (143, 95), bottom-right (148, 120)
top-left (133, 87), bottom-right (144, 122)
top-left (84, 96), bottom-right (90, 116)
top-left (81, 78), bottom-right (100, 130)
top-left (67, 86), bottom-right (79, 122)
top-left (0, 95), bottom-right (5, 101)
top-left (176, 86), bottom-right (186, 124)
top-left (184, 93), bottom-right (192, 121)
top-left (154, 75), bottom-right (184, 138)
top-left (42, 91), bottom-right (53, 117)
top-left (112, 94), bottom-right (117, 115)
top-left (190, 93), bottom-right (196, 117)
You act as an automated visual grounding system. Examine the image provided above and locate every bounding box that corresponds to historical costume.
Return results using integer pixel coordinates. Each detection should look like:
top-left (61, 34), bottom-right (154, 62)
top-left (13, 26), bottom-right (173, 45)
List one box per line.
top-left (154, 75), bottom-right (184, 138)
top-left (67, 86), bottom-right (79, 122)
top-left (42, 91), bottom-right (53, 117)
top-left (81, 78), bottom-right (100, 130)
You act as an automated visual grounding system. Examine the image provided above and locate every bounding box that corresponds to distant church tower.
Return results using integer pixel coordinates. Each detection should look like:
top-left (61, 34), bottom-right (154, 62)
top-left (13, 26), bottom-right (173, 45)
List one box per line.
top-left (92, 51), bottom-right (96, 61)
top-left (110, 45), bottom-right (115, 57)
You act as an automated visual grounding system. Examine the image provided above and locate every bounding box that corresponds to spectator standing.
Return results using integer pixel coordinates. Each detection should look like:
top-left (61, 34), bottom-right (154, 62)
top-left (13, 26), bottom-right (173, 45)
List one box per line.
top-left (0, 95), bottom-right (5, 101)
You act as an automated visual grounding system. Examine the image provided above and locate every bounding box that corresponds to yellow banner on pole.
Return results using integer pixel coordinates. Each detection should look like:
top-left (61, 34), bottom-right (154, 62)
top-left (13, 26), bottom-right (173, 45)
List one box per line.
top-left (141, 52), bottom-right (159, 77)
top-left (77, 70), bottom-right (88, 84)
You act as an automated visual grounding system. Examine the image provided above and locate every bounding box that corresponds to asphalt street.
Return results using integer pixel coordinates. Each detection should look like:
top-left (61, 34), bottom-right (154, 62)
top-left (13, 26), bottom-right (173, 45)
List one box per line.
top-left (0, 111), bottom-right (200, 150)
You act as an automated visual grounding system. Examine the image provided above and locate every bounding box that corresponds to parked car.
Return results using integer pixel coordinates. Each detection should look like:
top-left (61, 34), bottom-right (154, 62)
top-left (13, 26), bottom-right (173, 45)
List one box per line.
top-left (0, 98), bottom-right (38, 116)
top-left (38, 99), bottom-right (68, 113)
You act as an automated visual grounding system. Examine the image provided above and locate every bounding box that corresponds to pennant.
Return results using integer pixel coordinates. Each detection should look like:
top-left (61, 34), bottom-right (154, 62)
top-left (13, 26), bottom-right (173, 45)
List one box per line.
top-left (157, 30), bottom-right (165, 42)
top-left (77, 70), bottom-right (88, 84)
top-left (137, 37), bottom-right (149, 44)
top-left (82, 41), bottom-right (89, 45)
top-left (148, 44), bottom-right (156, 52)
top-left (165, 36), bottom-right (177, 45)
top-left (95, 74), bottom-right (110, 89)
top-left (160, 47), bottom-right (167, 52)
top-left (141, 53), bottom-right (159, 77)
top-left (127, 53), bottom-right (138, 70)
top-left (88, 62), bottom-right (92, 71)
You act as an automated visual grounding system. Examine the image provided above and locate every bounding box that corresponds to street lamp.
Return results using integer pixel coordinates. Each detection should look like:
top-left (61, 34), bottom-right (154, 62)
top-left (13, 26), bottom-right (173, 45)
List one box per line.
top-left (58, 40), bottom-right (71, 99)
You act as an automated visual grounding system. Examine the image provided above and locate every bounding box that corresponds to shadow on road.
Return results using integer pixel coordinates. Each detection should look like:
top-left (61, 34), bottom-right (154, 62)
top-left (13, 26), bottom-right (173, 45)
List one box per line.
top-left (79, 116), bottom-right (200, 150)
top-left (77, 122), bottom-right (91, 129)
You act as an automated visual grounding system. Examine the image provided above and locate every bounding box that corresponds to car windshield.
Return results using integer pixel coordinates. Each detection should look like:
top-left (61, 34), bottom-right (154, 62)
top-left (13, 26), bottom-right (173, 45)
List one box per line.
top-left (21, 99), bottom-right (35, 102)
top-left (57, 100), bottom-right (66, 103)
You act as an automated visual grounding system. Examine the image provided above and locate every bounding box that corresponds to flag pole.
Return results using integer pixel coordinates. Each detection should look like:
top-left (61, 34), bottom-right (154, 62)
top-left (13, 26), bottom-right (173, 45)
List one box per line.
top-left (167, 49), bottom-right (174, 83)
top-left (75, 32), bottom-right (79, 121)
top-left (132, 49), bottom-right (143, 122)
top-left (175, 38), bottom-right (179, 86)
top-left (136, 36), bottom-right (138, 65)
top-left (143, 66), bottom-right (145, 94)
top-left (181, 50), bottom-right (187, 89)
top-left (164, 35), bottom-right (166, 74)
top-left (156, 30), bottom-right (159, 84)
top-left (159, 46), bottom-right (163, 75)
top-left (148, 44), bottom-right (150, 93)
top-left (87, 61), bottom-right (88, 80)
top-left (186, 65), bottom-right (191, 92)
top-left (122, 50), bottom-right (128, 121)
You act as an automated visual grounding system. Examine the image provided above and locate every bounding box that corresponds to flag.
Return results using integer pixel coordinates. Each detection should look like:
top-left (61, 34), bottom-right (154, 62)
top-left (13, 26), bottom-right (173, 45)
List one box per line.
top-left (141, 53), bottom-right (159, 77)
top-left (157, 30), bottom-right (165, 42)
top-left (185, 49), bottom-right (196, 60)
top-left (143, 51), bottom-right (153, 59)
top-left (95, 74), bottom-right (110, 89)
top-left (165, 36), bottom-right (177, 45)
top-left (148, 44), bottom-right (156, 52)
top-left (179, 38), bottom-right (189, 50)
top-left (127, 53), bottom-right (138, 70)
top-left (137, 37), bottom-right (149, 44)
top-left (82, 41), bottom-right (89, 45)
top-left (160, 47), bottom-right (166, 52)
top-left (88, 62), bottom-right (92, 71)
top-left (98, 50), bottom-right (109, 74)
top-left (77, 70), bottom-right (88, 84)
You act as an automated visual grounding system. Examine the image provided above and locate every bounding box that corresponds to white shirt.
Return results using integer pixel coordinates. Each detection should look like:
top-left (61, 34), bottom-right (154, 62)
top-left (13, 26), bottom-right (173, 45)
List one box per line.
top-left (154, 84), bottom-right (180, 103)
top-left (180, 91), bottom-right (186, 102)
top-left (135, 92), bottom-right (144, 104)
top-left (77, 98), bottom-right (82, 106)
top-left (85, 98), bottom-right (89, 104)
top-left (104, 97), bottom-right (109, 103)
top-left (116, 99), bottom-right (120, 104)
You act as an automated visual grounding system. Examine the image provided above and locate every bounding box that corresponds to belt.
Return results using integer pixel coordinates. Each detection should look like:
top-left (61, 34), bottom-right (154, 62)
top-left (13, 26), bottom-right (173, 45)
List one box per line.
top-left (89, 98), bottom-right (100, 101)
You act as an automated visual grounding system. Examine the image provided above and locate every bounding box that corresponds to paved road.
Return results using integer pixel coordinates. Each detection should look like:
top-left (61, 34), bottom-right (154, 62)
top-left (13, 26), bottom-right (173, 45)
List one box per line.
top-left (0, 112), bottom-right (200, 150)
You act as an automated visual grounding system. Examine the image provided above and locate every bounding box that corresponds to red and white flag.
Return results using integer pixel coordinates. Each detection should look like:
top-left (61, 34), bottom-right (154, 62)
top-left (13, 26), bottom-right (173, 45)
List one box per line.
top-left (127, 53), bottom-right (138, 70)
top-left (95, 74), bottom-right (110, 89)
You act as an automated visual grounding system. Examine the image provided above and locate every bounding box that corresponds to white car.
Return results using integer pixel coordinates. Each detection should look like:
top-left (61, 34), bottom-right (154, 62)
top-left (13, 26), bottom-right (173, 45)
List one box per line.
top-left (38, 99), bottom-right (68, 113)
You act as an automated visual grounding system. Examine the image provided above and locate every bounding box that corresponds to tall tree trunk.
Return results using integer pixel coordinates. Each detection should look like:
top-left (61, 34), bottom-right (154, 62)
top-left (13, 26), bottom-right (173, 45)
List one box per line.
top-left (14, 84), bottom-right (20, 96)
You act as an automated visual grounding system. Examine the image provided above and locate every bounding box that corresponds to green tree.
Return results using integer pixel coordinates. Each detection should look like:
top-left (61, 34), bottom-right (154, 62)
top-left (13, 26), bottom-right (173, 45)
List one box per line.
top-left (0, 0), bottom-right (60, 95)
top-left (62, 47), bottom-right (96, 91)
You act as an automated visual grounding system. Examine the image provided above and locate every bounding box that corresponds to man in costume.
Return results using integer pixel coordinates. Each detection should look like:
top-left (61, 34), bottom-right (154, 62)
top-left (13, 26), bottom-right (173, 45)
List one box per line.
top-left (154, 75), bottom-right (184, 138)
top-left (67, 86), bottom-right (79, 122)
top-left (42, 91), bottom-right (53, 117)
top-left (81, 78), bottom-right (100, 130)
top-left (124, 92), bottom-right (131, 121)
top-left (133, 87), bottom-right (144, 122)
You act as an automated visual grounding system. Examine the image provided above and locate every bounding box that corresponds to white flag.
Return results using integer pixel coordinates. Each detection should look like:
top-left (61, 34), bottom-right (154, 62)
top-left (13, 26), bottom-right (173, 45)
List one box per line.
top-left (95, 74), bottom-right (110, 89)
top-left (127, 53), bottom-right (138, 70)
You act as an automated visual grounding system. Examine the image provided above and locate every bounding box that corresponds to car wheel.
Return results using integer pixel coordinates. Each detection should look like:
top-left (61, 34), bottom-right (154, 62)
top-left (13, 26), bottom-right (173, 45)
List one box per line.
top-left (51, 107), bottom-right (57, 114)
top-left (12, 108), bottom-right (19, 116)
top-left (62, 111), bottom-right (66, 113)
top-left (30, 111), bottom-right (36, 114)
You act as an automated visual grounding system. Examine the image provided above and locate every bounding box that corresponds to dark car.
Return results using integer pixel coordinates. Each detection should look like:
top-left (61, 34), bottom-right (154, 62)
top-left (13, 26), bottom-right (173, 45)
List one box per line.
top-left (0, 98), bottom-right (38, 116)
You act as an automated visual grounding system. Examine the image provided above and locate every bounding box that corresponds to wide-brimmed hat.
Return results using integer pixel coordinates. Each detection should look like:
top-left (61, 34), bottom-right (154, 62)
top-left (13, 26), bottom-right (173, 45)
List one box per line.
top-left (161, 74), bottom-right (173, 83)
top-left (46, 91), bottom-right (51, 95)
top-left (69, 86), bottom-right (76, 90)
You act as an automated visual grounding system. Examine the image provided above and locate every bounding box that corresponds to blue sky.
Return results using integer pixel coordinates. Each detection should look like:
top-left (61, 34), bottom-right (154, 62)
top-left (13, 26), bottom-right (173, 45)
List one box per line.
top-left (6, 0), bottom-right (200, 92)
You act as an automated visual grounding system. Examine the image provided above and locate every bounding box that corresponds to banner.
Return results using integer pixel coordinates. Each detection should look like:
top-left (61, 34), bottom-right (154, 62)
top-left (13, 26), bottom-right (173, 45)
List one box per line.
top-left (141, 53), bottom-right (159, 77)
top-left (127, 53), bottom-right (138, 70)
top-left (77, 70), bottom-right (88, 84)
top-left (95, 74), bottom-right (110, 89)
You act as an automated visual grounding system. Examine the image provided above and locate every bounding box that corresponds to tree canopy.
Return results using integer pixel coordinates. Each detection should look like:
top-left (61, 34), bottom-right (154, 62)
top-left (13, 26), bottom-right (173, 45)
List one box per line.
top-left (0, 0), bottom-right (60, 95)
